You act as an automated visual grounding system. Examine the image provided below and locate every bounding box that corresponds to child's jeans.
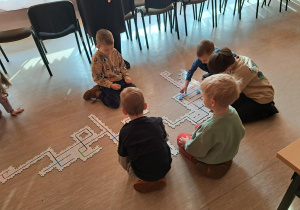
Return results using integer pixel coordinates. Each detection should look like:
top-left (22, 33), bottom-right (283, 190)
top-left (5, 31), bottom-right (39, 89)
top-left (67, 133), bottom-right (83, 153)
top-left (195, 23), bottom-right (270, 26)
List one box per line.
top-left (0, 94), bottom-right (13, 114)
top-left (177, 125), bottom-right (232, 179)
top-left (99, 79), bottom-right (136, 109)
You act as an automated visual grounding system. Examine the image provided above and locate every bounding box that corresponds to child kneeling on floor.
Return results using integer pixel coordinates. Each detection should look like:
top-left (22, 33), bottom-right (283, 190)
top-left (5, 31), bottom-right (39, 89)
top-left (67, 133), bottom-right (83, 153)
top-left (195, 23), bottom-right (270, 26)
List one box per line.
top-left (83, 29), bottom-right (135, 108)
top-left (178, 74), bottom-right (245, 179)
top-left (118, 87), bottom-right (172, 193)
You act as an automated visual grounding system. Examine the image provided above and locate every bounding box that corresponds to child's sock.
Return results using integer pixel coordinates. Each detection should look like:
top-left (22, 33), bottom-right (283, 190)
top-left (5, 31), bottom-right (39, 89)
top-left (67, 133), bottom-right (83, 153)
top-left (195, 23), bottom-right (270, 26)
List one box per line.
top-left (133, 178), bottom-right (166, 193)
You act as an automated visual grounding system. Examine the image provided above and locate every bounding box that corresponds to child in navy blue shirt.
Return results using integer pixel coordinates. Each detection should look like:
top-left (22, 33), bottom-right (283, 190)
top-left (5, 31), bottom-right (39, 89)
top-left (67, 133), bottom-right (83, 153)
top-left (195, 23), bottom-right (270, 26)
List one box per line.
top-left (180, 40), bottom-right (237, 94)
top-left (118, 87), bottom-right (172, 193)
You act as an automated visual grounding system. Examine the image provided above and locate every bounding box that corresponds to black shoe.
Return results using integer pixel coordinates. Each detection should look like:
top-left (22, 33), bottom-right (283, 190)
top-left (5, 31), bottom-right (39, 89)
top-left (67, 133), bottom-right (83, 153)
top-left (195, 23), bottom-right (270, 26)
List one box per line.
top-left (124, 60), bottom-right (131, 69)
top-left (202, 73), bottom-right (212, 79)
top-left (265, 102), bottom-right (279, 117)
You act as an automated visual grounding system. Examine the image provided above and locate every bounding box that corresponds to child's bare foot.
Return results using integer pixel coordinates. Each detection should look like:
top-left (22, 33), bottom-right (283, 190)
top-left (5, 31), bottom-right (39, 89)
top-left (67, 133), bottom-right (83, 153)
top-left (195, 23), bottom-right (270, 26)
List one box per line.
top-left (11, 108), bottom-right (24, 116)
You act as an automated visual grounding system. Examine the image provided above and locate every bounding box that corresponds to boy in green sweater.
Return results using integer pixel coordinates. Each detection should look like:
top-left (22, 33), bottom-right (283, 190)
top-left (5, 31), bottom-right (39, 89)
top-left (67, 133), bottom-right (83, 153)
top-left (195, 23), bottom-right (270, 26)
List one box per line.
top-left (177, 74), bottom-right (245, 179)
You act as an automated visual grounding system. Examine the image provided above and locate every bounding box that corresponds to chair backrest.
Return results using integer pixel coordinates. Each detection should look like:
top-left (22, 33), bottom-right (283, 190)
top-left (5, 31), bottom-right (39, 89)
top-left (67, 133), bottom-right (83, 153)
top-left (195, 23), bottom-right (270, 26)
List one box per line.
top-left (28, 1), bottom-right (77, 39)
top-left (122, 0), bottom-right (135, 16)
top-left (145, 0), bottom-right (175, 9)
top-left (75, 0), bottom-right (126, 38)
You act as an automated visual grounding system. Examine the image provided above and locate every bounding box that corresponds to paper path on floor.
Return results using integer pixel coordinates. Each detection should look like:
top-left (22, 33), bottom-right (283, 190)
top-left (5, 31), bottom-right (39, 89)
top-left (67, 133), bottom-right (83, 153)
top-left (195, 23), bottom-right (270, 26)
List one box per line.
top-left (160, 70), bottom-right (213, 128)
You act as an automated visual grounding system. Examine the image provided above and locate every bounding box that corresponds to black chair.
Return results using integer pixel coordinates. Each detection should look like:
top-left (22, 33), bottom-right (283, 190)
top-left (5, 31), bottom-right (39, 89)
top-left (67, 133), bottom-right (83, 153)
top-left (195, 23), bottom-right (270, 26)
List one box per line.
top-left (261, 0), bottom-right (289, 12)
top-left (28, 1), bottom-right (91, 76)
top-left (137, 0), bottom-right (180, 49)
top-left (0, 27), bottom-right (32, 74)
top-left (180, 0), bottom-right (207, 36)
top-left (122, 0), bottom-right (142, 50)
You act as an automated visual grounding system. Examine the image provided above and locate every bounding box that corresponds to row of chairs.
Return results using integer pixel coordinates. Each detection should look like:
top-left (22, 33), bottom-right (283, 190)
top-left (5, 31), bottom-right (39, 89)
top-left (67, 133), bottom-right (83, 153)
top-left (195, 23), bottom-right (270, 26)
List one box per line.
top-left (0, 0), bottom-right (290, 76)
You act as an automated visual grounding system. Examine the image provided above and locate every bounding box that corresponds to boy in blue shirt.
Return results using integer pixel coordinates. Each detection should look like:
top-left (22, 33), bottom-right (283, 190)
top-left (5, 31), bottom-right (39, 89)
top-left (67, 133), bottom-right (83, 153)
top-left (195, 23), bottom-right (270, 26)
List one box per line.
top-left (180, 40), bottom-right (237, 94)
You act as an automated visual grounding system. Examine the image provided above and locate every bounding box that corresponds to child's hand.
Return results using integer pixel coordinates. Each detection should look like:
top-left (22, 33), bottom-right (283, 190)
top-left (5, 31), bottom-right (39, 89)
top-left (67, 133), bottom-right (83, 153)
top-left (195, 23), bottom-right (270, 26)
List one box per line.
top-left (180, 86), bottom-right (187, 94)
top-left (111, 84), bottom-right (121, 90)
top-left (178, 136), bottom-right (189, 147)
top-left (125, 78), bottom-right (132, 84)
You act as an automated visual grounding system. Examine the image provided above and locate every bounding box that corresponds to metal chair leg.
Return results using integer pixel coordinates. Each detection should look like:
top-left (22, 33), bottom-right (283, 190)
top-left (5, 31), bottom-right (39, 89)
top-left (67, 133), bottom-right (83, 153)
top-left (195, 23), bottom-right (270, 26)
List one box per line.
top-left (74, 32), bottom-right (82, 54)
top-left (77, 20), bottom-right (91, 64)
top-left (0, 46), bottom-right (9, 62)
top-left (0, 58), bottom-right (8, 74)
top-left (133, 13), bottom-right (142, 51)
top-left (141, 13), bottom-right (149, 49)
top-left (31, 31), bottom-right (52, 76)
top-left (84, 29), bottom-right (93, 57)
top-left (183, 4), bottom-right (188, 36)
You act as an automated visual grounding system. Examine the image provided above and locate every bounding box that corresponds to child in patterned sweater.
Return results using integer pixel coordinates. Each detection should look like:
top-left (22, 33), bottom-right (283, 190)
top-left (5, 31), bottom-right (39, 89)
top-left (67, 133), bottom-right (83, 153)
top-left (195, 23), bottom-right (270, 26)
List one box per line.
top-left (83, 29), bottom-right (135, 108)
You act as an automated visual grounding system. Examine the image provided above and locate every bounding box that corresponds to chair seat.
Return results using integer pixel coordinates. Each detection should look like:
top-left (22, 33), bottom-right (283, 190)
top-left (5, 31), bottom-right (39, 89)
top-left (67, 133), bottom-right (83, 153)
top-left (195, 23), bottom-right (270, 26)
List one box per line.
top-left (125, 12), bottom-right (133, 21)
top-left (134, 0), bottom-right (145, 7)
top-left (39, 25), bottom-right (76, 40)
top-left (182, 0), bottom-right (206, 4)
top-left (0, 27), bottom-right (31, 43)
top-left (139, 4), bottom-right (173, 15)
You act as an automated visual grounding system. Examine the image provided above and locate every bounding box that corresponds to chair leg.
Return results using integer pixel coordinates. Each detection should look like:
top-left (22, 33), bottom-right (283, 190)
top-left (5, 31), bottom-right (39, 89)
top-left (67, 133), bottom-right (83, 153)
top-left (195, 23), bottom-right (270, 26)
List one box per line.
top-left (174, 4), bottom-right (180, 40)
top-left (233, 0), bottom-right (237, 15)
top-left (0, 58), bottom-right (8, 74)
top-left (199, 2), bottom-right (205, 21)
top-left (31, 32), bottom-right (52, 76)
top-left (183, 4), bottom-right (188, 36)
top-left (180, 2), bottom-right (183, 15)
top-left (128, 20), bottom-right (133, 41)
top-left (39, 40), bottom-right (47, 54)
top-left (84, 29), bottom-right (93, 57)
top-left (207, 0), bottom-right (210, 9)
top-left (212, 0), bottom-right (215, 27)
top-left (77, 20), bottom-right (91, 64)
top-left (134, 13), bottom-right (142, 51)
top-left (285, 0), bottom-right (288, 11)
top-left (0, 46), bottom-right (9, 62)
top-left (192, 4), bottom-right (195, 20)
top-left (164, 13), bottom-right (167, 32)
top-left (74, 32), bottom-right (82, 54)
top-left (223, 0), bottom-right (228, 14)
top-left (168, 10), bottom-right (173, 33)
top-left (215, 0), bottom-right (218, 27)
top-left (267, 0), bottom-right (271, 6)
top-left (141, 13), bottom-right (149, 49)
top-left (157, 14), bottom-right (161, 31)
top-left (256, 0), bottom-right (259, 18)
top-left (125, 25), bottom-right (130, 40)
top-left (279, 0), bottom-right (282, 12)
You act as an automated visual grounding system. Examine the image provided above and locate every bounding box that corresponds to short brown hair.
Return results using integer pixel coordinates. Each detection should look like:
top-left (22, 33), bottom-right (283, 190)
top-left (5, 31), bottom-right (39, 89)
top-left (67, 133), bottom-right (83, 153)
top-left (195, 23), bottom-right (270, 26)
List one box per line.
top-left (196, 40), bottom-right (215, 57)
top-left (120, 87), bottom-right (145, 116)
top-left (200, 74), bottom-right (240, 107)
top-left (96, 29), bottom-right (114, 45)
top-left (208, 47), bottom-right (235, 74)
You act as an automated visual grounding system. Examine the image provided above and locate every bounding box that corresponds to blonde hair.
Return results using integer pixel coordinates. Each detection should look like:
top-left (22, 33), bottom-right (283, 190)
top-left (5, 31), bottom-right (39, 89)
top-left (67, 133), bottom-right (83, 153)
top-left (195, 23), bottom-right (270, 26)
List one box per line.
top-left (96, 29), bottom-right (114, 46)
top-left (196, 40), bottom-right (215, 57)
top-left (200, 74), bottom-right (240, 107)
top-left (120, 87), bottom-right (145, 116)
top-left (0, 71), bottom-right (11, 96)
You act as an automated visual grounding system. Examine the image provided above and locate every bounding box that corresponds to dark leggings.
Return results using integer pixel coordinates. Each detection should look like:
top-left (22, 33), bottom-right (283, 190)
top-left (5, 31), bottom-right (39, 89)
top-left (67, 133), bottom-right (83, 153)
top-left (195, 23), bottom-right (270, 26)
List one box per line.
top-left (232, 93), bottom-right (278, 123)
top-left (99, 79), bottom-right (136, 109)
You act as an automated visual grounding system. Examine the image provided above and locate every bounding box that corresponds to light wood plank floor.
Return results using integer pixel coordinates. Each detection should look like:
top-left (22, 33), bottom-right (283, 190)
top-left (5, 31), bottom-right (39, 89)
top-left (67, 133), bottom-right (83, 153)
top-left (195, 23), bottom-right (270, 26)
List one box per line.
top-left (1, 1), bottom-right (300, 209)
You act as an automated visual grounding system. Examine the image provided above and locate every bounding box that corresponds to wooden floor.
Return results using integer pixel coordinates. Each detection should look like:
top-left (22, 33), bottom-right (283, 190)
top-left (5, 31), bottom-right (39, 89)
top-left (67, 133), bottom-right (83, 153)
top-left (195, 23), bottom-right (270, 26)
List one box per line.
top-left (1, 1), bottom-right (300, 209)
